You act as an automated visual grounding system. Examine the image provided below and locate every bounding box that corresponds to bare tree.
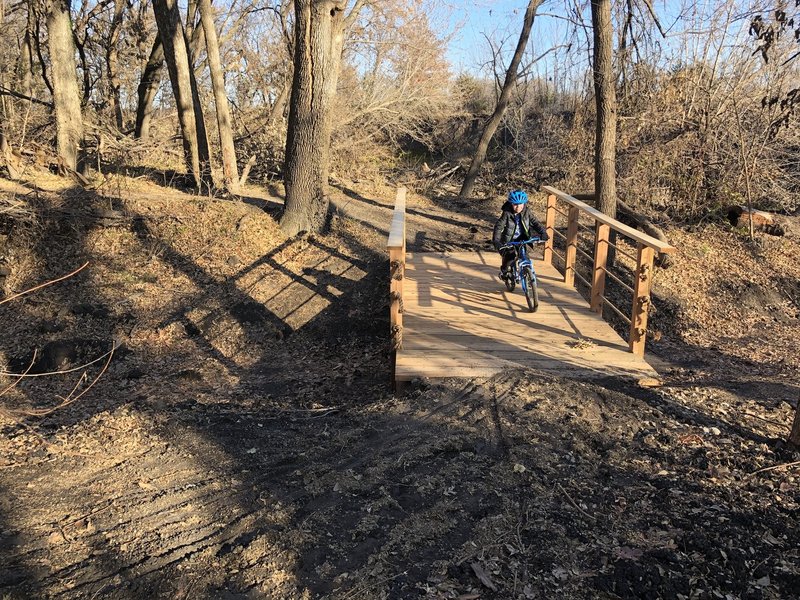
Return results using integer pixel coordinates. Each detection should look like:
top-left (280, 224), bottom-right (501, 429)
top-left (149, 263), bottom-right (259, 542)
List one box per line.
top-left (106, 0), bottom-right (127, 130)
top-left (134, 37), bottom-right (165, 139)
top-left (198, 0), bottom-right (239, 192)
top-left (281, 0), bottom-right (365, 236)
top-left (46, 0), bottom-right (83, 172)
top-left (591, 0), bottom-right (617, 219)
top-left (152, 0), bottom-right (211, 187)
top-left (459, 0), bottom-right (542, 200)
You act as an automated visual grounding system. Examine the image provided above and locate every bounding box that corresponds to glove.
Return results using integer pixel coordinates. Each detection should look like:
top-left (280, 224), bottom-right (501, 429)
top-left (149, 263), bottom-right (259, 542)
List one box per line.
top-left (540, 232), bottom-right (549, 242)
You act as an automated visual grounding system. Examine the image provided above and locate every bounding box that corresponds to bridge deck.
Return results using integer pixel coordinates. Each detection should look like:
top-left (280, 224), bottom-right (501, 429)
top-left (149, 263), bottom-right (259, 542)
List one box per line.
top-left (396, 251), bottom-right (659, 382)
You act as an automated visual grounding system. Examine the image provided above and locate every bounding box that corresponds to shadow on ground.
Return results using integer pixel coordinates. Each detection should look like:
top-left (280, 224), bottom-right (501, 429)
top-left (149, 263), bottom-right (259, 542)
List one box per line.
top-left (0, 180), bottom-right (798, 598)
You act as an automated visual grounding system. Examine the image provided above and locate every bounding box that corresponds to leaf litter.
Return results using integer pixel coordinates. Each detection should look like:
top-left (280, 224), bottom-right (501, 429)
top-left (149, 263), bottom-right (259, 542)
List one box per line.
top-left (0, 176), bottom-right (797, 599)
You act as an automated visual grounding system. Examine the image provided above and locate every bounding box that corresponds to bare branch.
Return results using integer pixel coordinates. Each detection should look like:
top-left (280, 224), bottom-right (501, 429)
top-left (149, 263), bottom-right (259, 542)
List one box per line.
top-left (0, 262), bottom-right (89, 307)
top-left (0, 86), bottom-right (53, 108)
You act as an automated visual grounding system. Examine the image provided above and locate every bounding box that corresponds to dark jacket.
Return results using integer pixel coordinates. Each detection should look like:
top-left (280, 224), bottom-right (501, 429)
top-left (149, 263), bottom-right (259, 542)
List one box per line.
top-left (492, 202), bottom-right (547, 250)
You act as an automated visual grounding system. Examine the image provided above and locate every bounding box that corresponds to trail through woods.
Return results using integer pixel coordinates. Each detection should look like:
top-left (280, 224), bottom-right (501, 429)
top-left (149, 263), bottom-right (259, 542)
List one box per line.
top-left (0, 176), bottom-right (798, 598)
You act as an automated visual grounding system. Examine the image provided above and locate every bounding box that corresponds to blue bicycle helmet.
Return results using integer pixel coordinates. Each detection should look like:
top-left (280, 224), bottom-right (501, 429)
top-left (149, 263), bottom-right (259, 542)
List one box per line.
top-left (508, 189), bottom-right (528, 205)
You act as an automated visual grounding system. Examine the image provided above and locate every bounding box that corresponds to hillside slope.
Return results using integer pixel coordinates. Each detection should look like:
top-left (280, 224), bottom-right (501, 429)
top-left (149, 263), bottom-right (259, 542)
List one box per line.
top-left (0, 175), bottom-right (797, 599)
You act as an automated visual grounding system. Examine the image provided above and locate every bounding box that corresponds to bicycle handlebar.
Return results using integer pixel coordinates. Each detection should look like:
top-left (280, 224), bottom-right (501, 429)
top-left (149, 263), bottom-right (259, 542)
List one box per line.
top-left (499, 238), bottom-right (544, 251)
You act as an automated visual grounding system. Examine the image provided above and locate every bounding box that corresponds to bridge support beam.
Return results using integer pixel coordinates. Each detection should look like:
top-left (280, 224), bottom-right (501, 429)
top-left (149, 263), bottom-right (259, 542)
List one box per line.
top-left (630, 243), bottom-right (654, 357)
top-left (591, 223), bottom-right (610, 313)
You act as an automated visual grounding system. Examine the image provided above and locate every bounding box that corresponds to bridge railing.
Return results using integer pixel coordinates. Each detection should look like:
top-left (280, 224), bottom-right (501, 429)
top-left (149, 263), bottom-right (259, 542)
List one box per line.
top-left (388, 187), bottom-right (407, 359)
top-left (541, 185), bottom-right (676, 357)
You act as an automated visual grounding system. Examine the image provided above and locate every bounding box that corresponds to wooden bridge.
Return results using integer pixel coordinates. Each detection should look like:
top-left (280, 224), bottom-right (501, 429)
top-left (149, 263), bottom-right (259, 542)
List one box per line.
top-left (388, 187), bottom-right (676, 387)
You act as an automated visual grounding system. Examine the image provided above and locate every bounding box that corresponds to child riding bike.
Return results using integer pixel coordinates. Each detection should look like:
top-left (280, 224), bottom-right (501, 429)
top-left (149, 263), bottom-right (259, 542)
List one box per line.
top-left (492, 189), bottom-right (549, 280)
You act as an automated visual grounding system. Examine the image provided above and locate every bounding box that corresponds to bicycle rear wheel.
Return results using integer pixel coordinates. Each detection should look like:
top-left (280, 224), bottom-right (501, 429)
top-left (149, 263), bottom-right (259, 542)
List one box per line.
top-left (521, 267), bottom-right (538, 312)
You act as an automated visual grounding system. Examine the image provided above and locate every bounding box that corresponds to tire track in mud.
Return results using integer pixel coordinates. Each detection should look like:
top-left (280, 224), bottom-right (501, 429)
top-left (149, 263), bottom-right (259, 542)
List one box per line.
top-left (3, 370), bottom-right (564, 599)
top-left (1, 430), bottom-right (295, 599)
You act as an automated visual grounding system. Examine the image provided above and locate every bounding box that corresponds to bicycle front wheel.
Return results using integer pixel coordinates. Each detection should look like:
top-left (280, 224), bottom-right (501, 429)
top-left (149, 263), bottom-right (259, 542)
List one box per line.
top-left (521, 268), bottom-right (539, 312)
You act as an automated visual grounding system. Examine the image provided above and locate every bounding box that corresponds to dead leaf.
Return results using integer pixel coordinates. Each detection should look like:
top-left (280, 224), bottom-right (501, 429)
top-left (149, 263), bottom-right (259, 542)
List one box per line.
top-left (471, 562), bottom-right (497, 591)
top-left (569, 338), bottom-right (596, 350)
top-left (47, 530), bottom-right (66, 545)
top-left (754, 575), bottom-right (771, 588)
top-left (614, 546), bottom-right (644, 561)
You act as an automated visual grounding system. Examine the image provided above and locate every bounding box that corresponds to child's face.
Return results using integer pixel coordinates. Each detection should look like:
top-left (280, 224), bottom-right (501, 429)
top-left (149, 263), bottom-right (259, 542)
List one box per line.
top-left (512, 203), bottom-right (525, 214)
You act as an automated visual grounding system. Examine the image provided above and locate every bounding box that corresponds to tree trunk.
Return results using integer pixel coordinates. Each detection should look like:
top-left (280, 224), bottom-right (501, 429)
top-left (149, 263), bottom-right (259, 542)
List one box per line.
top-left (134, 37), bottom-right (165, 139)
top-left (34, 9), bottom-right (54, 96)
top-left (459, 0), bottom-right (542, 200)
top-left (18, 8), bottom-right (35, 98)
top-left (790, 395), bottom-right (800, 447)
top-left (280, 0), bottom-right (347, 236)
top-left (46, 0), bottom-right (83, 172)
top-left (152, 0), bottom-right (210, 187)
top-left (591, 0), bottom-right (617, 219)
top-left (106, 0), bottom-right (126, 129)
top-left (268, 75), bottom-right (291, 126)
top-left (198, 0), bottom-right (239, 192)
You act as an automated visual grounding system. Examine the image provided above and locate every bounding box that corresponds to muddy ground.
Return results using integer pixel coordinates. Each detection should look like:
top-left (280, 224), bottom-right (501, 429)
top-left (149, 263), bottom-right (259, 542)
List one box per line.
top-left (0, 174), bottom-right (798, 599)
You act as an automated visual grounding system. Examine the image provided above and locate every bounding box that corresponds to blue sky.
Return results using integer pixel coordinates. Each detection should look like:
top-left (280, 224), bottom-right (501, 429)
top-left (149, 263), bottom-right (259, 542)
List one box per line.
top-left (442, 1), bottom-right (547, 72)
top-left (439, 0), bottom-right (588, 77)
top-left (437, 1), bottom-right (755, 78)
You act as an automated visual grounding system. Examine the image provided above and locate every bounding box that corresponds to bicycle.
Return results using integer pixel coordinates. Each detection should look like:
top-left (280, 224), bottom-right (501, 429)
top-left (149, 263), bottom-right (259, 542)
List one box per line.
top-left (499, 237), bottom-right (544, 312)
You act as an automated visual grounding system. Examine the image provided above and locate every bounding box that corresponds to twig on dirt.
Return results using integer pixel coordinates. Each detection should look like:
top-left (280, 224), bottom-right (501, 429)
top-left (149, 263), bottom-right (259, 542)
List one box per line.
top-left (0, 349), bottom-right (36, 396)
top-left (742, 411), bottom-right (788, 428)
top-left (0, 345), bottom-right (116, 377)
top-left (308, 408), bottom-right (340, 419)
top-left (0, 261), bottom-right (89, 306)
top-left (19, 345), bottom-right (116, 417)
top-left (556, 482), bottom-right (596, 521)
top-left (749, 460), bottom-right (800, 476)
top-left (341, 570), bottom-right (408, 600)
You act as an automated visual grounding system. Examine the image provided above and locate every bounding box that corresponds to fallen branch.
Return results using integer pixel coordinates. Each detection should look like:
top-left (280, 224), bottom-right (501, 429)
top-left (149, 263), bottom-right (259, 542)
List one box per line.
top-left (18, 345), bottom-right (116, 417)
top-left (0, 261), bottom-right (89, 306)
top-left (0, 351), bottom-right (37, 407)
top-left (0, 345), bottom-right (118, 377)
top-left (0, 85), bottom-right (53, 108)
top-left (749, 461), bottom-right (800, 476)
top-left (556, 482), bottom-right (596, 521)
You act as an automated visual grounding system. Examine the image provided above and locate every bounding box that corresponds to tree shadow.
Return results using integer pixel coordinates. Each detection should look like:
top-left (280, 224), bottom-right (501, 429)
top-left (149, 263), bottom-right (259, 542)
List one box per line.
top-left (1, 179), bottom-right (798, 599)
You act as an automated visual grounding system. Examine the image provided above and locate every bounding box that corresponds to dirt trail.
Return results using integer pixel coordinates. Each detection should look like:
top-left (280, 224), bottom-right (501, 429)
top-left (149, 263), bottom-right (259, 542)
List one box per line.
top-left (1, 177), bottom-right (798, 599)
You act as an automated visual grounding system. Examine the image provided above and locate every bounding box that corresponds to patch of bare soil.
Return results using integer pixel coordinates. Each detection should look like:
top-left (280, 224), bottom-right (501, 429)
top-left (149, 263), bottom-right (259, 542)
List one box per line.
top-left (0, 175), bottom-right (798, 599)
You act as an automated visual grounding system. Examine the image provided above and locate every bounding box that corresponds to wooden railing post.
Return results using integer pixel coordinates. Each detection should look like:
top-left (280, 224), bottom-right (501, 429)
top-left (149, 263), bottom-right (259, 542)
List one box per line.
top-left (564, 205), bottom-right (580, 286)
top-left (591, 223), bottom-right (610, 313)
top-left (388, 187), bottom-right (407, 358)
top-left (629, 243), bottom-right (654, 357)
top-left (544, 194), bottom-right (556, 265)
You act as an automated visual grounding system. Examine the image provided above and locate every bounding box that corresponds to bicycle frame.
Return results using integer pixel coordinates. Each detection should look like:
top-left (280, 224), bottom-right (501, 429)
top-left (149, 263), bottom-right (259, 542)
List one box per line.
top-left (502, 238), bottom-right (541, 288)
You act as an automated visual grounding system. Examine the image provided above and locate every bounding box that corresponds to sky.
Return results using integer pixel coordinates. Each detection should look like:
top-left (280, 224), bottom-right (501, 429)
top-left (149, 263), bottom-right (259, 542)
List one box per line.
top-left (436, 0), bottom-right (760, 79)
top-left (439, 1), bottom-right (555, 73)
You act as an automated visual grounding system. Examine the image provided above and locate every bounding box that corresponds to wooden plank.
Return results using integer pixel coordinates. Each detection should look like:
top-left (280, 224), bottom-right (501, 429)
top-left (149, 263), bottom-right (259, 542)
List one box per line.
top-left (541, 185), bottom-right (676, 254)
top-left (395, 358), bottom-right (655, 380)
top-left (591, 222), bottom-right (610, 313)
top-left (544, 194), bottom-right (556, 265)
top-left (629, 244), bottom-right (654, 357)
top-left (395, 250), bottom-right (658, 384)
top-left (564, 206), bottom-right (579, 286)
top-left (387, 187), bottom-right (406, 249)
top-left (389, 246), bottom-right (404, 348)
